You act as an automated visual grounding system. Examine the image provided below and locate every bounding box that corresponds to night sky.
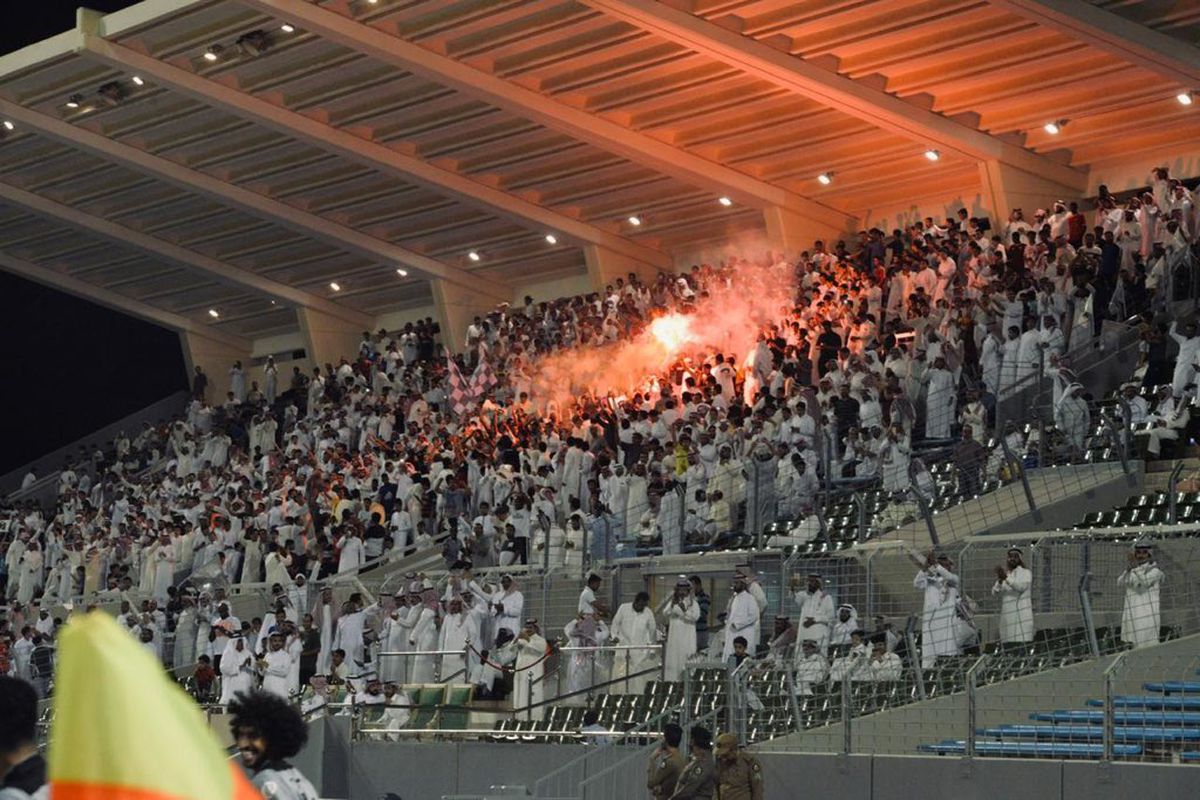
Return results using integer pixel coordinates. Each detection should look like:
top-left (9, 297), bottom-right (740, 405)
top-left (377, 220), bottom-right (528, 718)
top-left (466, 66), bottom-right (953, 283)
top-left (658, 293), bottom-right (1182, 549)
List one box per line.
top-left (0, 1), bottom-right (187, 475)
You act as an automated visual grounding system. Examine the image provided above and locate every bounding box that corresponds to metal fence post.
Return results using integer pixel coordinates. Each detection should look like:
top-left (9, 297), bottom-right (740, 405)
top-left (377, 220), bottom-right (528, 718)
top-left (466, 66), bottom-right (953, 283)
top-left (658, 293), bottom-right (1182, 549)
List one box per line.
top-left (1168, 462), bottom-right (1185, 524)
top-left (1102, 652), bottom-right (1127, 761)
top-left (915, 493), bottom-right (940, 549)
top-left (906, 615), bottom-right (926, 701)
top-left (965, 655), bottom-right (986, 758)
top-left (1079, 572), bottom-right (1101, 658)
top-left (840, 672), bottom-right (852, 754)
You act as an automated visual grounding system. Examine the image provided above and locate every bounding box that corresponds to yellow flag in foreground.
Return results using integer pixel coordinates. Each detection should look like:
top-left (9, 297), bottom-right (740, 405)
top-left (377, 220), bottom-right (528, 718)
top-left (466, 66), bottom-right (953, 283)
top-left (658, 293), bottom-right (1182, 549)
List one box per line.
top-left (48, 611), bottom-right (260, 800)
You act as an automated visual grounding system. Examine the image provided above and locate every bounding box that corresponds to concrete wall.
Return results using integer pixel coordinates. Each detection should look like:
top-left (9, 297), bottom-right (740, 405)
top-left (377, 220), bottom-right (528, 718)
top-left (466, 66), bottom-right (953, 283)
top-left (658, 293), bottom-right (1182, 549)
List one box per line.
top-left (855, 188), bottom-right (991, 235)
top-left (302, 719), bottom-right (1200, 800)
top-left (1088, 155), bottom-right (1200, 195)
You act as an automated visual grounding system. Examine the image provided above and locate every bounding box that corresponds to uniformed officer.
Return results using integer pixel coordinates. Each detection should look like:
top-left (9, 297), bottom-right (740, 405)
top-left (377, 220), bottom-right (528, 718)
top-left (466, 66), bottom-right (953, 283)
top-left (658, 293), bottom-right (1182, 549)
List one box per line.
top-left (647, 722), bottom-right (686, 798)
top-left (668, 725), bottom-right (717, 800)
top-left (714, 732), bottom-right (763, 800)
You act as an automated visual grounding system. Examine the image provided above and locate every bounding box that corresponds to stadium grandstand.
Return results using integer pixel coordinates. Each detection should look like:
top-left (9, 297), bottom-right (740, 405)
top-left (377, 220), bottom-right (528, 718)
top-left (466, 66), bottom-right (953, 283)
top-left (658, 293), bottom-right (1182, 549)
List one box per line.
top-left (1, 0), bottom-right (1199, 798)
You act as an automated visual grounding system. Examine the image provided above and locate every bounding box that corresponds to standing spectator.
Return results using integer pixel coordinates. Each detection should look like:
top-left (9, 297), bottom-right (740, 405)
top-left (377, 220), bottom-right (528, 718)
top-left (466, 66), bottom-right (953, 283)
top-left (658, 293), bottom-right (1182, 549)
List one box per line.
top-left (954, 425), bottom-right (987, 498)
top-left (1118, 543), bottom-right (1164, 649)
top-left (912, 551), bottom-right (962, 668)
top-left (992, 547), bottom-right (1034, 647)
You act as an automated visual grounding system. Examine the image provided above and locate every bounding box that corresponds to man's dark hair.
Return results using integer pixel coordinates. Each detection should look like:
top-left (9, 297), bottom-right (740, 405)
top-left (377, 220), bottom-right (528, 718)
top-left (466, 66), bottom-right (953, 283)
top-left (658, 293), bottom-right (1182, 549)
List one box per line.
top-left (690, 725), bottom-right (713, 750)
top-left (664, 722), bottom-right (683, 748)
top-left (733, 636), bottom-right (747, 647)
top-left (583, 709), bottom-right (599, 726)
top-left (228, 691), bottom-right (309, 762)
top-left (0, 676), bottom-right (38, 751)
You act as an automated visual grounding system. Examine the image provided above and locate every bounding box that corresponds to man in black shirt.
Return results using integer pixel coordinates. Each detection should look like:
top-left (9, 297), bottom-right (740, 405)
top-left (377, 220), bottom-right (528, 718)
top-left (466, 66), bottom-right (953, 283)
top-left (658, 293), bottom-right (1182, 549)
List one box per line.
top-left (816, 321), bottom-right (842, 377)
top-left (0, 676), bottom-right (45, 796)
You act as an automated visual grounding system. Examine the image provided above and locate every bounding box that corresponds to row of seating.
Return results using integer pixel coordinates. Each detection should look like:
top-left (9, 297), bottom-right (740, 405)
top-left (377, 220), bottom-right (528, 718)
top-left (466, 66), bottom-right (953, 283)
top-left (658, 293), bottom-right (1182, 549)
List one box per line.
top-left (920, 667), bottom-right (1200, 761)
top-left (1075, 491), bottom-right (1200, 529)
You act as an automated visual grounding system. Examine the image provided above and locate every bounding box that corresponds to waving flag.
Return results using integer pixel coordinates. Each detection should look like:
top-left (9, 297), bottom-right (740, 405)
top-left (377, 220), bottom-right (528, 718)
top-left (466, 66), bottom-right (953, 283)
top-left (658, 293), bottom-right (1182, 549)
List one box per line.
top-left (445, 347), bottom-right (472, 416)
top-left (48, 612), bottom-right (260, 800)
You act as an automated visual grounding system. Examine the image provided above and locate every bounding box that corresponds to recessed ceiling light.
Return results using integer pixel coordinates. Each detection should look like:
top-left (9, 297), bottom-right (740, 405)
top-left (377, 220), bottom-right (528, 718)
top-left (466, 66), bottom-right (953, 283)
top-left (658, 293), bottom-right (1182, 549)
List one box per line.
top-left (717, 196), bottom-right (733, 207)
top-left (396, 268), bottom-right (408, 276)
top-left (208, 308), bottom-right (220, 318)
top-left (627, 215), bottom-right (642, 226)
top-left (131, 76), bottom-right (145, 86)
top-left (280, 23), bottom-right (295, 33)
top-left (545, 234), bottom-right (558, 245)
top-left (1043, 119), bottom-right (1067, 135)
top-left (1178, 91), bottom-right (1195, 106)
top-left (817, 172), bottom-right (832, 185)
top-left (66, 94), bottom-right (82, 109)
top-left (467, 251), bottom-right (481, 262)
top-left (924, 149), bottom-right (940, 161)
top-left (2, 121), bottom-right (13, 132)
top-left (329, 281), bottom-right (341, 291)
top-left (203, 46), bottom-right (222, 62)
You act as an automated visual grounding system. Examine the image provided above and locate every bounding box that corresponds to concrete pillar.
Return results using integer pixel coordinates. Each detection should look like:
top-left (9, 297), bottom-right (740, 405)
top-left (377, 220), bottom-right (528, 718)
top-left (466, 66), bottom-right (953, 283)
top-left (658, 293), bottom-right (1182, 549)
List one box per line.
top-left (298, 306), bottom-right (366, 371)
top-left (584, 243), bottom-right (662, 289)
top-left (979, 160), bottom-right (1082, 223)
top-left (178, 330), bottom-right (252, 403)
top-left (763, 206), bottom-right (853, 260)
top-left (432, 279), bottom-right (508, 354)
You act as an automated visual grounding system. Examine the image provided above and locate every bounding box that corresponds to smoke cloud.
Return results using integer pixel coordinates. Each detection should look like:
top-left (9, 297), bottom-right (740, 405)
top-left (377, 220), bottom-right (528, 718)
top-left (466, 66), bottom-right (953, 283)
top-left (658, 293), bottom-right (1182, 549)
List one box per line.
top-left (521, 253), bottom-right (797, 410)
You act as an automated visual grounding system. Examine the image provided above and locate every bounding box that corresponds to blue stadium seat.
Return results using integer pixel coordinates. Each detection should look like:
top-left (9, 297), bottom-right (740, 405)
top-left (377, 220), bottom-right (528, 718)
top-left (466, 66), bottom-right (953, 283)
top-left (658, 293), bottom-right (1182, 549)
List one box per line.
top-left (1142, 682), bottom-right (1200, 694)
top-left (1030, 710), bottom-right (1200, 725)
top-left (918, 740), bottom-right (1142, 757)
top-left (1084, 696), bottom-right (1200, 710)
top-left (1180, 752), bottom-right (1200, 762)
top-left (982, 724), bottom-right (1200, 742)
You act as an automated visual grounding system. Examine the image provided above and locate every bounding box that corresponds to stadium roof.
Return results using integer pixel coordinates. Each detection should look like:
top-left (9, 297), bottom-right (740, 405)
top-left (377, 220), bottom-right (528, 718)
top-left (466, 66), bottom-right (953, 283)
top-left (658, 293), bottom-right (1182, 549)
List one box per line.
top-left (0, 0), bottom-right (1195, 343)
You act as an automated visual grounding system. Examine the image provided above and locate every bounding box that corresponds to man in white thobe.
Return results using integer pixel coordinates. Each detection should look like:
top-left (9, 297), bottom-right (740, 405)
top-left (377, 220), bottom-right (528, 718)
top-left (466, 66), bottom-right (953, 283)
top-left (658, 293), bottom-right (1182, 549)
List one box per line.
top-left (611, 592), bottom-right (659, 694)
top-left (490, 575), bottom-right (524, 644)
top-left (662, 579), bottom-right (700, 681)
top-left (1118, 543), bottom-right (1164, 649)
top-left (794, 573), bottom-right (834, 652)
top-left (332, 600), bottom-right (367, 675)
top-left (913, 552), bottom-right (962, 668)
top-left (438, 597), bottom-right (478, 682)
top-left (723, 577), bottom-right (760, 661)
top-left (991, 547), bottom-right (1034, 646)
top-left (794, 639), bottom-right (829, 695)
top-left (922, 357), bottom-right (956, 439)
top-left (512, 620), bottom-right (548, 720)
top-left (258, 632), bottom-right (293, 699)
top-left (219, 637), bottom-right (255, 705)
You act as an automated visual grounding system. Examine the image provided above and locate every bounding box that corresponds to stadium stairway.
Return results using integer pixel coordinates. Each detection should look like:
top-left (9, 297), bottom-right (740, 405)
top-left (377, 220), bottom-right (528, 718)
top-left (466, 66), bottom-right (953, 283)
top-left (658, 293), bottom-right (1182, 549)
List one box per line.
top-left (761, 632), bottom-right (1200, 756)
top-left (921, 666), bottom-right (1200, 761)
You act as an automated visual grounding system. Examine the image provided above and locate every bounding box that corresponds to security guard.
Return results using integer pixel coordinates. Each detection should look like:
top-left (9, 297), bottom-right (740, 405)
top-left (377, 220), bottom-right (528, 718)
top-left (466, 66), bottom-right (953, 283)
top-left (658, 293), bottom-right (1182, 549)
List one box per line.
top-left (714, 733), bottom-right (763, 800)
top-left (668, 725), bottom-right (717, 800)
top-left (647, 723), bottom-right (686, 798)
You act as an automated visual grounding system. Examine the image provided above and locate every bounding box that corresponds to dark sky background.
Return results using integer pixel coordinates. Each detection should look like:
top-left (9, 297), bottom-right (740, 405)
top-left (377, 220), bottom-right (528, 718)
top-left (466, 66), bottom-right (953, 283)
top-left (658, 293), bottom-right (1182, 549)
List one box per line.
top-left (0, 0), bottom-right (187, 475)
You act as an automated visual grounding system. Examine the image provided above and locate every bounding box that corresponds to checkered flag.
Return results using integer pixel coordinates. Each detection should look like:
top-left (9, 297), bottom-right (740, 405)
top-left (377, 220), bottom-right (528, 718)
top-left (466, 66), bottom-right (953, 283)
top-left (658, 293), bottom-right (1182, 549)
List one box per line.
top-left (470, 356), bottom-right (498, 401)
top-left (445, 348), bottom-right (472, 416)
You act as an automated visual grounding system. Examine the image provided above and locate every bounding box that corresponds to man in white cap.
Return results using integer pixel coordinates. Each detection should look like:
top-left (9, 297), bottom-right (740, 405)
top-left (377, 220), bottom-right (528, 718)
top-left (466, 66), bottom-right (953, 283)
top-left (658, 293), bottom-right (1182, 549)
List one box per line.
top-left (992, 547), bottom-right (1034, 647)
top-left (792, 573), bottom-right (834, 652)
top-left (1118, 543), bottom-right (1164, 648)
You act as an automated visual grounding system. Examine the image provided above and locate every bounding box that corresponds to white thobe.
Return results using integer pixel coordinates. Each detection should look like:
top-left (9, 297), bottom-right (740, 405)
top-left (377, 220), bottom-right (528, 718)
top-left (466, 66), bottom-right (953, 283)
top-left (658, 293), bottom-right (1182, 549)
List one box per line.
top-left (1118, 562), bottom-right (1164, 648)
top-left (611, 603), bottom-right (659, 694)
top-left (513, 634), bottom-right (548, 720)
top-left (722, 591), bottom-right (760, 661)
top-left (438, 612), bottom-right (478, 681)
top-left (914, 565), bottom-right (961, 668)
top-left (795, 590), bottom-right (834, 651)
top-left (924, 367), bottom-right (955, 439)
top-left (409, 607), bottom-right (439, 683)
top-left (260, 650), bottom-right (293, 698)
top-left (992, 566), bottom-right (1034, 643)
top-left (662, 598), bottom-right (700, 681)
top-left (219, 648), bottom-right (255, 704)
